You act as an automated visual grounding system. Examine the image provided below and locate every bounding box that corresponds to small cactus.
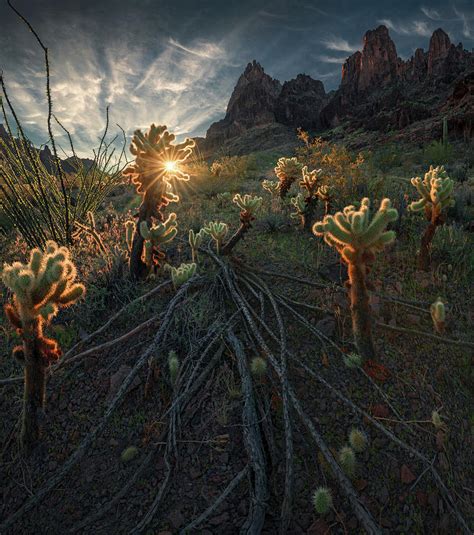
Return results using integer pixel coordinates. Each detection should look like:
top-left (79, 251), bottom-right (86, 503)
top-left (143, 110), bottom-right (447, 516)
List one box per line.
top-left (430, 297), bottom-right (446, 334)
top-left (2, 241), bottom-right (85, 451)
top-left (233, 193), bottom-right (263, 214)
top-left (312, 487), bottom-right (332, 515)
top-left (313, 198), bottom-right (398, 361)
top-left (189, 228), bottom-right (206, 263)
top-left (168, 350), bottom-right (179, 385)
top-left (317, 184), bottom-right (333, 215)
top-left (139, 213), bottom-right (178, 272)
top-left (203, 221), bottom-right (229, 255)
top-left (338, 446), bottom-right (356, 477)
top-left (262, 179), bottom-right (279, 197)
top-left (409, 165), bottom-right (455, 270)
top-left (121, 446), bottom-right (139, 462)
top-left (250, 357), bottom-right (267, 377)
top-left (274, 157), bottom-right (302, 198)
top-left (170, 262), bottom-right (197, 289)
top-left (125, 220), bottom-right (135, 253)
top-left (290, 193), bottom-right (306, 228)
top-left (349, 428), bottom-right (368, 453)
top-left (343, 353), bottom-right (362, 369)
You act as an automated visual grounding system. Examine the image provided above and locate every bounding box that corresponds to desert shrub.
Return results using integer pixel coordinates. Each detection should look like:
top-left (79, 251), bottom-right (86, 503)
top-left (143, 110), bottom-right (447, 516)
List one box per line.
top-left (448, 162), bottom-right (469, 183)
top-left (296, 130), bottom-right (366, 199)
top-left (371, 144), bottom-right (403, 174)
top-left (210, 155), bottom-right (255, 178)
top-left (431, 223), bottom-right (472, 275)
top-left (423, 140), bottom-right (453, 166)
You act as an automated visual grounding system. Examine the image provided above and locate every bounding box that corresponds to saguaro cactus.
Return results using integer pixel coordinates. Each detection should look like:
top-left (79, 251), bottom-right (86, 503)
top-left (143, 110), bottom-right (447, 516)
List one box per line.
top-left (139, 213), bottom-right (178, 274)
top-left (409, 165), bottom-right (454, 270)
top-left (221, 194), bottom-right (262, 255)
top-left (274, 157), bottom-right (302, 198)
top-left (313, 198), bottom-right (398, 361)
top-left (123, 124), bottom-right (195, 279)
top-left (2, 242), bottom-right (85, 451)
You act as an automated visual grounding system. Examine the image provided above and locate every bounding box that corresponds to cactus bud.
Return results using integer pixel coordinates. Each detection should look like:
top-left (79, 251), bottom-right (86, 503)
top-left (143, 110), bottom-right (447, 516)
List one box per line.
top-left (349, 428), bottom-right (368, 453)
top-left (312, 487), bottom-right (332, 515)
top-left (338, 446), bottom-right (356, 477)
top-left (250, 357), bottom-right (267, 377)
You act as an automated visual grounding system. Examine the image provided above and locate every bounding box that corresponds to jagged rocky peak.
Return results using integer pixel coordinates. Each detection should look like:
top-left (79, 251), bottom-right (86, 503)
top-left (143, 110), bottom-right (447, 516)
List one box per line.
top-left (358, 25), bottom-right (398, 91)
top-left (275, 74), bottom-right (327, 130)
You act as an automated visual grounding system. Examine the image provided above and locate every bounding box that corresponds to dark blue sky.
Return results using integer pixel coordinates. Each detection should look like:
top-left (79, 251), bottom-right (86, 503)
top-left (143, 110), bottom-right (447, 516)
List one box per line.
top-left (0, 0), bottom-right (473, 155)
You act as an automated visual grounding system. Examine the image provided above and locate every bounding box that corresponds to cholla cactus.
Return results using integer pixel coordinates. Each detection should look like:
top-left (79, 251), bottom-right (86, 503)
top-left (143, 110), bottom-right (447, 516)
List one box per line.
top-left (430, 297), bottom-right (446, 334)
top-left (274, 157), bottom-right (302, 198)
top-left (125, 220), bottom-right (135, 253)
top-left (170, 262), bottom-right (197, 289)
top-left (409, 165), bottom-right (455, 270)
top-left (189, 228), bottom-right (206, 263)
top-left (338, 446), bottom-right (356, 477)
top-left (313, 198), bottom-right (398, 361)
top-left (297, 166), bottom-right (323, 229)
top-left (203, 221), bottom-right (229, 255)
top-left (123, 124), bottom-right (195, 280)
top-left (250, 357), bottom-right (267, 377)
top-left (168, 350), bottom-right (179, 385)
top-left (221, 194), bottom-right (262, 255)
top-left (75, 211), bottom-right (107, 255)
top-left (2, 241), bottom-right (85, 451)
top-left (139, 213), bottom-right (178, 272)
top-left (290, 194), bottom-right (306, 228)
top-left (210, 160), bottom-right (223, 177)
top-left (312, 487), bottom-right (332, 515)
top-left (349, 428), bottom-right (368, 452)
top-left (262, 179), bottom-right (279, 197)
top-left (317, 184), bottom-right (333, 215)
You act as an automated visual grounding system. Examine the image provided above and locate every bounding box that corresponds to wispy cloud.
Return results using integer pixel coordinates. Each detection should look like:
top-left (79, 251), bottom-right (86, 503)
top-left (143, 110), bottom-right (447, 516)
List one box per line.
top-left (378, 18), bottom-right (433, 37)
top-left (420, 7), bottom-right (442, 20)
top-left (320, 36), bottom-right (359, 53)
top-left (454, 7), bottom-right (473, 39)
top-left (317, 54), bottom-right (348, 64)
top-left (168, 37), bottom-right (225, 60)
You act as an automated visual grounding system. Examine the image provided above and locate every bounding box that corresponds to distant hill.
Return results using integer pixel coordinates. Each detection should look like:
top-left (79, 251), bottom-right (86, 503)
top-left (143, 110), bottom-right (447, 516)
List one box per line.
top-left (0, 123), bottom-right (94, 173)
top-left (199, 25), bottom-right (474, 156)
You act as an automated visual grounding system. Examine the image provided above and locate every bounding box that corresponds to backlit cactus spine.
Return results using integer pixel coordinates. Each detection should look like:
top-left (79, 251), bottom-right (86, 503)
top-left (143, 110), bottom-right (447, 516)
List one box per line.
top-left (317, 184), bottom-right (333, 215)
top-left (313, 198), bottom-right (398, 361)
top-left (2, 241), bottom-right (85, 451)
top-left (139, 213), bottom-right (178, 274)
top-left (299, 166), bottom-right (323, 230)
top-left (123, 124), bottom-right (195, 279)
top-left (221, 194), bottom-right (262, 255)
top-left (290, 194), bottom-right (306, 228)
top-left (409, 165), bottom-right (455, 271)
top-left (274, 157), bottom-right (302, 198)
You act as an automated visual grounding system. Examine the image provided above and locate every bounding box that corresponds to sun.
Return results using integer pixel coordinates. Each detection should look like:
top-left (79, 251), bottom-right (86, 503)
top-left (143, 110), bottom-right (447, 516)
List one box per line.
top-left (164, 160), bottom-right (178, 173)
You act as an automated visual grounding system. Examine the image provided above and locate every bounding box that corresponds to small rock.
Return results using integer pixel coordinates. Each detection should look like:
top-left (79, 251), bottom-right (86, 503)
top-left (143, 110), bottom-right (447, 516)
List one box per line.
top-left (107, 365), bottom-right (142, 401)
top-left (307, 518), bottom-right (331, 534)
top-left (416, 490), bottom-right (428, 507)
top-left (401, 464), bottom-right (416, 484)
top-left (371, 404), bottom-right (390, 418)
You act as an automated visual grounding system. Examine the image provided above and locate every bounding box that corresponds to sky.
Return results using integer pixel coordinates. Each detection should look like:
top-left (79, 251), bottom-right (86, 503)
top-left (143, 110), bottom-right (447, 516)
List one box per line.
top-left (0, 0), bottom-right (473, 157)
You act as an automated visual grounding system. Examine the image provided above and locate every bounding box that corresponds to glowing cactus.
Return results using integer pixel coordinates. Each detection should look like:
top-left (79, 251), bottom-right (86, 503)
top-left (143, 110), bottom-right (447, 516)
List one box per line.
top-left (290, 193), bottom-right (306, 228)
top-left (123, 124), bottom-right (195, 279)
top-left (430, 297), bottom-right (446, 334)
top-left (262, 179), bottom-right (279, 197)
top-left (125, 220), bottom-right (135, 253)
top-left (203, 221), bottom-right (229, 255)
top-left (313, 198), bottom-right (398, 361)
top-left (274, 157), bottom-right (302, 198)
top-left (221, 194), bottom-right (262, 255)
top-left (139, 213), bottom-right (178, 273)
top-left (170, 262), bottom-right (197, 289)
top-left (409, 165), bottom-right (455, 270)
top-left (2, 241), bottom-right (85, 451)
top-left (317, 184), bottom-right (333, 215)
top-left (312, 487), bottom-right (332, 515)
top-left (297, 166), bottom-right (323, 229)
top-left (189, 228), bottom-right (206, 263)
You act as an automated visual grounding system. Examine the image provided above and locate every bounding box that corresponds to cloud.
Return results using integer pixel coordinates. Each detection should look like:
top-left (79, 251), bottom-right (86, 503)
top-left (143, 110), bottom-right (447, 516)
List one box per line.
top-left (317, 54), bottom-right (348, 64)
top-left (420, 7), bottom-right (442, 20)
top-left (378, 18), bottom-right (433, 37)
top-left (453, 7), bottom-right (473, 39)
top-left (168, 37), bottom-right (225, 60)
top-left (321, 36), bottom-right (359, 53)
